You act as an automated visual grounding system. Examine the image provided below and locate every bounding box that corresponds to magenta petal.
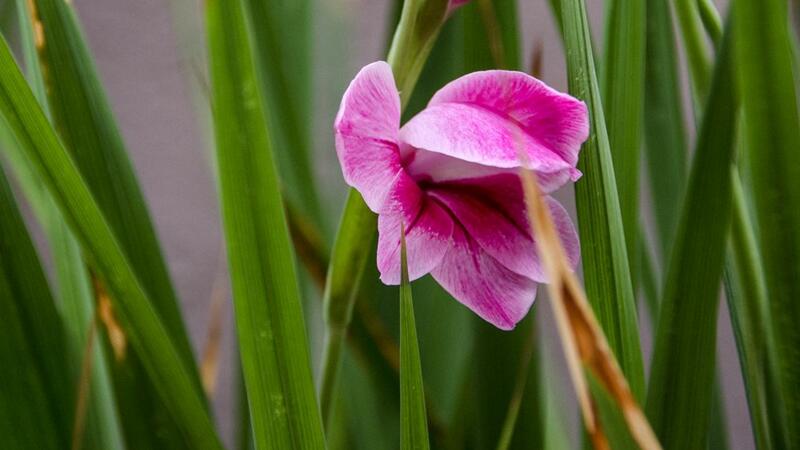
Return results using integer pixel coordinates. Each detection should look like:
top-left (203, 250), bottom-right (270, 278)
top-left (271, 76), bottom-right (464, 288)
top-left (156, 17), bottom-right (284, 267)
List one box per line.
top-left (400, 103), bottom-right (574, 173)
top-left (403, 146), bottom-right (576, 194)
top-left (334, 61), bottom-right (402, 212)
top-left (403, 70), bottom-right (588, 173)
top-left (431, 226), bottom-right (537, 330)
top-left (377, 172), bottom-right (454, 285)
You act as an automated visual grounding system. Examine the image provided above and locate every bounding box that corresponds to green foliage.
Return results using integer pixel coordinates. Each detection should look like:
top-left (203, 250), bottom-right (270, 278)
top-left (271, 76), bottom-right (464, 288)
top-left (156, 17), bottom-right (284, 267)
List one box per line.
top-left (206, 0), bottom-right (325, 447)
top-left (559, 0), bottom-right (645, 400)
top-left (646, 26), bottom-right (737, 448)
top-left (0, 35), bottom-right (223, 450)
top-left (735, 0), bottom-right (800, 445)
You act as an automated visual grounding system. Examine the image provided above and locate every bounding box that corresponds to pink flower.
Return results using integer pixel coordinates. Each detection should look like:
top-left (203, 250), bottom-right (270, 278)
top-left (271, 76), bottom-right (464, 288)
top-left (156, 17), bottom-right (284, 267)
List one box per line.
top-left (334, 62), bottom-right (588, 330)
top-left (448, 0), bottom-right (471, 12)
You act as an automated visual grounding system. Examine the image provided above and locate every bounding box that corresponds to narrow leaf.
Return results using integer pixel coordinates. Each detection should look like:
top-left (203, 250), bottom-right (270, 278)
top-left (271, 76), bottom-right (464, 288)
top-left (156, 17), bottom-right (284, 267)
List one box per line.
top-left (643, 0), bottom-right (688, 262)
top-left (735, 0), bottom-right (800, 445)
top-left (560, 0), bottom-right (646, 400)
top-left (399, 228), bottom-right (430, 450)
top-left (0, 164), bottom-right (71, 449)
top-left (601, 0), bottom-right (645, 273)
top-left (645, 24), bottom-right (738, 448)
top-left (0, 36), bottom-right (223, 450)
top-left (206, 0), bottom-right (325, 447)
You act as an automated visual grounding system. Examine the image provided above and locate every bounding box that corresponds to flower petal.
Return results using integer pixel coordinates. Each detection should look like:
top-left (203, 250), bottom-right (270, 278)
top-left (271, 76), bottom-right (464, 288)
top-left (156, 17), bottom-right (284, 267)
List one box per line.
top-left (402, 145), bottom-right (577, 194)
top-left (431, 226), bottom-right (537, 330)
top-left (377, 172), bottom-right (453, 285)
top-left (400, 103), bottom-right (575, 173)
top-left (334, 61), bottom-right (402, 212)
top-left (401, 70), bottom-right (588, 175)
top-left (428, 173), bottom-right (579, 282)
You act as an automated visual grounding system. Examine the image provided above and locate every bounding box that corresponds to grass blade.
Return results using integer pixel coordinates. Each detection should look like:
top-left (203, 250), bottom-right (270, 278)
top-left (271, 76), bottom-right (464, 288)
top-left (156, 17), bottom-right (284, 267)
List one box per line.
top-left (241, 0), bottom-right (321, 225)
top-left (645, 23), bottom-right (737, 448)
top-left (734, 0), bottom-right (800, 445)
top-left (560, 0), bottom-right (646, 400)
top-left (206, 0), bottom-right (325, 446)
top-left (601, 0), bottom-right (645, 273)
top-left (0, 164), bottom-right (72, 449)
top-left (673, 0), bottom-right (712, 109)
top-left (399, 229), bottom-right (430, 450)
top-left (643, 0), bottom-right (688, 262)
top-left (0, 36), bottom-right (223, 450)
top-left (23, 1), bottom-right (203, 444)
top-left (724, 169), bottom-right (783, 450)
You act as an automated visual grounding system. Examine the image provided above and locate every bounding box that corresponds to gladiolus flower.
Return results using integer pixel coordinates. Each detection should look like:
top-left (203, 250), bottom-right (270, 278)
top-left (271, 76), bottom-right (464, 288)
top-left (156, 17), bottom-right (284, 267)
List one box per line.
top-left (334, 62), bottom-right (588, 330)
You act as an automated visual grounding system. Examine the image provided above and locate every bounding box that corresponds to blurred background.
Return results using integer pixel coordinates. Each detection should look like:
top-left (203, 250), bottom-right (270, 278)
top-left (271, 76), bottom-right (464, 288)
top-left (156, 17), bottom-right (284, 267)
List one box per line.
top-left (5, 0), bottom-right (750, 447)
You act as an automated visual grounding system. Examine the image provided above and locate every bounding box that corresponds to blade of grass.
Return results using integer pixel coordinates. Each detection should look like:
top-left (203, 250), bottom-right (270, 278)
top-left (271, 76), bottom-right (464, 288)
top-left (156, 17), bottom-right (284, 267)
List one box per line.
top-left (206, 0), bottom-right (325, 446)
top-left (643, 0), bottom-right (688, 263)
top-left (673, 0), bottom-right (712, 109)
top-left (0, 163), bottom-right (72, 449)
top-left (399, 228), bottom-right (431, 450)
top-left (240, 0), bottom-right (321, 226)
top-left (645, 22), bottom-right (737, 448)
top-left (734, 0), bottom-right (800, 445)
top-left (319, 0), bottom-right (449, 426)
top-left (724, 169), bottom-right (784, 450)
top-left (601, 0), bottom-right (645, 277)
top-left (560, 0), bottom-right (646, 400)
top-left (24, 1), bottom-right (203, 444)
top-left (0, 36), bottom-right (224, 450)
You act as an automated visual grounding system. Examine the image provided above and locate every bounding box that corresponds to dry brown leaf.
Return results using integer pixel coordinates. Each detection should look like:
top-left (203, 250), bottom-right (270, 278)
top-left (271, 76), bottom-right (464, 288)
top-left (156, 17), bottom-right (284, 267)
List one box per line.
top-left (518, 167), bottom-right (661, 450)
top-left (201, 251), bottom-right (228, 396)
top-left (93, 275), bottom-right (127, 362)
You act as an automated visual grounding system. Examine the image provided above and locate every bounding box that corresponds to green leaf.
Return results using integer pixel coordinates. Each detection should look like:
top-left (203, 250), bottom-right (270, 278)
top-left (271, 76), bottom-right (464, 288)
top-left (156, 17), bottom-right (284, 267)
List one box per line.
top-left (400, 231), bottom-right (430, 450)
top-left (724, 169), bottom-right (784, 450)
top-left (206, 0), bottom-right (325, 447)
top-left (601, 0), bottom-right (645, 275)
top-left (559, 0), bottom-right (646, 400)
top-left (643, 0), bottom-right (688, 263)
top-left (24, 1), bottom-right (203, 445)
top-left (734, 0), bottom-right (800, 445)
top-left (673, 0), bottom-right (713, 109)
top-left (645, 24), bottom-right (737, 448)
top-left (0, 164), bottom-right (71, 449)
top-left (0, 35), bottom-right (223, 450)
top-left (241, 0), bottom-right (321, 226)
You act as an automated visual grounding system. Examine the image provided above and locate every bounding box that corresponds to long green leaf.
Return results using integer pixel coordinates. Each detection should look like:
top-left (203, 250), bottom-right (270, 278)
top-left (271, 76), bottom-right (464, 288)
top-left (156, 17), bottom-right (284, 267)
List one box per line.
top-left (0, 35), bottom-right (223, 450)
top-left (399, 232), bottom-right (430, 450)
top-left (724, 169), bottom-right (783, 450)
top-left (24, 1), bottom-right (202, 445)
top-left (601, 0), bottom-right (645, 274)
top-left (734, 0), bottom-right (800, 445)
top-left (645, 24), bottom-right (737, 448)
top-left (241, 0), bottom-right (320, 225)
top-left (0, 164), bottom-right (71, 449)
top-left (559, 0), bottom-right (646, 400)
top-left (206, 0), bottom-right (325, 447)
top-left (673, 0), bottom-right (712, 109)
top-left (643, 0), bottom-right (688, 262)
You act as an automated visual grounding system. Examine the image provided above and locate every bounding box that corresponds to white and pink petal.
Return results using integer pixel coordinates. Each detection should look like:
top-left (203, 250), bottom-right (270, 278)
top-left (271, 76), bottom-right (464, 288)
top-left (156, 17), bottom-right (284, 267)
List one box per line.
top-left (431, 226), bottom-right (537, 330)
top-left (334, 61), bottom-right (403, 212)
top-left (377, 172), bottom-right (454, 284)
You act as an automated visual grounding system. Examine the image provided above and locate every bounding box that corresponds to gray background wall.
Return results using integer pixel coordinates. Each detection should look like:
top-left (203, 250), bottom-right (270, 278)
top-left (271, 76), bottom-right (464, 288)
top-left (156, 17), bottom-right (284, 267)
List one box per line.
top-left (64, 0), bottom-right (750, 447)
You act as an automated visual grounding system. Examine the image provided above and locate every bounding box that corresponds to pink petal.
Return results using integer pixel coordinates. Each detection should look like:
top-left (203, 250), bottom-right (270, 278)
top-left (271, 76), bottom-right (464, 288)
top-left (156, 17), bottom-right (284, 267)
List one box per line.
top-left (334, 61), bottom-right (403, 212)
top-left (449, 0), bottom-right (471, 11)
top-left (431, 226), bottom-right (537, 330)
top-left (402, 144), bottom-right (578, 194)
top-left (400, 103), bottom-right (575, 173)
top-left (401, 70), bottom-right (588, 174)
top-left (377, 172), bottom-right (453, 285)
top-left (428, 174), bottom-right (579, 282)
